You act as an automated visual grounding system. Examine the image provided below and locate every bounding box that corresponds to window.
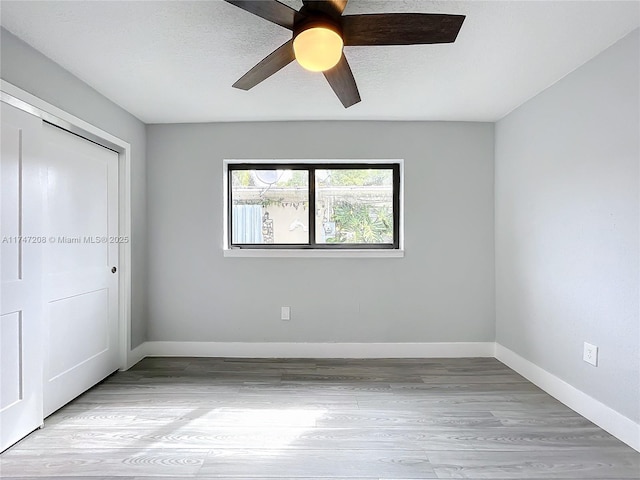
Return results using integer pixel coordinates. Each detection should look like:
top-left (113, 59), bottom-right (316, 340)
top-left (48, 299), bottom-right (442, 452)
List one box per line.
top-left (226, 162), bottom-right (401, 251)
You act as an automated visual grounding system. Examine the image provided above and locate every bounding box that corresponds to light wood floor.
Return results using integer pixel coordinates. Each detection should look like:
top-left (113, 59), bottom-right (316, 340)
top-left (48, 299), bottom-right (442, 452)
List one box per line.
top-left (1, 357), bottom-right (638, 479)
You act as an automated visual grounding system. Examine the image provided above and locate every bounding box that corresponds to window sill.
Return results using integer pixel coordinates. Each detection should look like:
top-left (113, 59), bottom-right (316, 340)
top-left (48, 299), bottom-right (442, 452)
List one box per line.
top-left (223, 249), bottom-right (405, 258)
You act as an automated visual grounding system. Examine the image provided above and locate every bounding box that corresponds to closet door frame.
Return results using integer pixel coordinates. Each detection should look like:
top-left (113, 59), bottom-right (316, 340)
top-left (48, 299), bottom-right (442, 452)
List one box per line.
top-left (1, 79), bottom-right (135, 371)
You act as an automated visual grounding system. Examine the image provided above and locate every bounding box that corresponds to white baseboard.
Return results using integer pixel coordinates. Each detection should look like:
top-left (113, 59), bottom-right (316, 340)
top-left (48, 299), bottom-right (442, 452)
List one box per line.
top-left (495, 343), bottom-right (640, 452)
top-left (123, 342), bottom-right (148, 370)
top-left (143, 341), bottom-right (495, 359)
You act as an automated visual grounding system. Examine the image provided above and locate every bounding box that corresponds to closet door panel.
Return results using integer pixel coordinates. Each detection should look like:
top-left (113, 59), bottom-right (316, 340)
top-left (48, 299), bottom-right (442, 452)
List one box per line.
top-left (0, 102), bottom-right (44, 452)
top-left (42, 124), bottom-right (119, 417)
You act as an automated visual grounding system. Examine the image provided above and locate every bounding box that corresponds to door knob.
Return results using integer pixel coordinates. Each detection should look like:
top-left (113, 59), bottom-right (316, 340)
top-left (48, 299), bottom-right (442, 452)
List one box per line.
top-left (111, 266), bottom-right (117, 274)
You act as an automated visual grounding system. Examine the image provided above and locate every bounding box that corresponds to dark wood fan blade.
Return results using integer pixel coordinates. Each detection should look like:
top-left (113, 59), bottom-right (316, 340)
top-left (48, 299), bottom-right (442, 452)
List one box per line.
top-left (342, 13), bottom-right (465, 46)
top-left (302, 0), bottom-right (348, 17)
top-left (233, 40), bottom-right (295, 90)
top-left (224, 0), bottom-right (300, 30)
top-left (323, 54), bottom-right (361, 108)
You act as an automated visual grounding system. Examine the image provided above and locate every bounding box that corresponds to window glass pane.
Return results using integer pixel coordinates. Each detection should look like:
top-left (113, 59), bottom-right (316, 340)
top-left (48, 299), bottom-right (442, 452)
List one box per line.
top-left (315, 169), bottom-right (394, 244)
top-left (231, 170), bottom-right (309, 244)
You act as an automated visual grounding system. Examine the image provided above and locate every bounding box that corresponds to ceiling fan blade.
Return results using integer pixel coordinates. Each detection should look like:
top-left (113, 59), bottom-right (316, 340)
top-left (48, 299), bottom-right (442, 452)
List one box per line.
top-left (342, 13), bottom-right (465, 46)
top-left (233, 40), bottom-right (295, 90)
top-left (224, 0), bottom-right (300, 30)
top-left (323, 54), bottom-right (361, 108)
top-left (302, 0), bottom-right (348, 17)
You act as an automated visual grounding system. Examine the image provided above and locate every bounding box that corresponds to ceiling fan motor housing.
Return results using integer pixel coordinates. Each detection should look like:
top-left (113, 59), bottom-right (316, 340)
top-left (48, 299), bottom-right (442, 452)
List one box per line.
top-left (293, 14), bottom-right (343, 40)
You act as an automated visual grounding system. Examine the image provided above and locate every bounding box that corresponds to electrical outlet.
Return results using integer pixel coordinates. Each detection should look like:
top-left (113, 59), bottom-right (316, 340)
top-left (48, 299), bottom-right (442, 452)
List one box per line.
top-left (281, 306), bottom-right (291, 321)
top-left (583, 342), bottom-right (598, 366)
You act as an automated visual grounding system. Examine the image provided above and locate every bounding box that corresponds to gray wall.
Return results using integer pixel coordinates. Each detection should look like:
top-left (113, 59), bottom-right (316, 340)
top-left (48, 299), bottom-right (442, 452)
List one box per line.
top-left (1, 28), bottom-right (148, 348)
top-left (146, 121), bottom-right (495, 342)
top-left (495, 29), bottom-right (639, 422)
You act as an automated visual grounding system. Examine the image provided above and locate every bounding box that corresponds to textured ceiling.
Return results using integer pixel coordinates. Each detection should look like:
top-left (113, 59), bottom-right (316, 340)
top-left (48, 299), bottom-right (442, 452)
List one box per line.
top-left (1, 0), bottom-right (638, 123)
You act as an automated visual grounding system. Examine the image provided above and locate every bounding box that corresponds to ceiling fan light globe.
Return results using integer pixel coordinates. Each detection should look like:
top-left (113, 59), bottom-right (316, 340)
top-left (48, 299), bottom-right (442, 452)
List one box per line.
top-left (293, 27), bottom-right (343, 72)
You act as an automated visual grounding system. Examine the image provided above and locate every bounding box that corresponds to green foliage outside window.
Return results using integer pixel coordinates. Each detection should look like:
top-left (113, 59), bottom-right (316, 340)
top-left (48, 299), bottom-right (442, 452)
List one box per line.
top-left (326, 169), bottom-right (391, 187)
top-left (328, 201), bottom-right (393, 243)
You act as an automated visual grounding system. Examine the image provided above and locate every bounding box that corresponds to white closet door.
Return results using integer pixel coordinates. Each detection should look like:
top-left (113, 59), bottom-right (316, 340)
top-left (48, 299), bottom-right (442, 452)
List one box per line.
top-left (0, 103), bottom-right (44, 452)
top-left (42, 123), bottom-right (119, 416)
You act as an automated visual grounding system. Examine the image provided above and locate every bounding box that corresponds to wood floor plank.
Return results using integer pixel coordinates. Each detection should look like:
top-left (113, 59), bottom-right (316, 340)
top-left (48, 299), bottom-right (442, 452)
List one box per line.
top-left (66, 391), bottom-right (359, 409)
top-left (1, 477), bottom-right (137, 480)
top-left (0, 449), bottom-right (208, 477)
top-left (429, 450), bottom-right (640, 478)
top-left (355, 394), bottom-right (570, 413)
top-left (389, 382), bottom-right (543, 394)
top-left (420, 374), bottom-right (529, 384)
top-left (315, 410), bottom-right (502, 428)
top-left (198, 448), bottom-right (435, 478)
top-left (490, 409), bottom-right (597, 428)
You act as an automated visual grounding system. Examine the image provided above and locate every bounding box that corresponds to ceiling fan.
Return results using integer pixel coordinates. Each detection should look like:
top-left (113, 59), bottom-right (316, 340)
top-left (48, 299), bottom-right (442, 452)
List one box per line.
top-left (224, 0), bottom-right (465, 108)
